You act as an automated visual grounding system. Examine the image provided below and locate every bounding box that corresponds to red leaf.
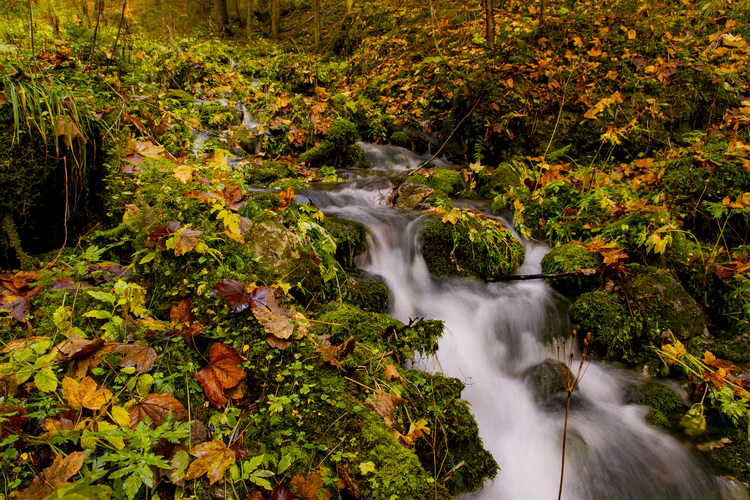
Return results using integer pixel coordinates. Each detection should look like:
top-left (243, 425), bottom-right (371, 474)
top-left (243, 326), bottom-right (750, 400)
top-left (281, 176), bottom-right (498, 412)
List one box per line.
top-left (129, 393), bottom-right (189, 429)
top-left (210, 280), bottom-right (270, 313)
top-left (269, 485), bottom-right (293, 500)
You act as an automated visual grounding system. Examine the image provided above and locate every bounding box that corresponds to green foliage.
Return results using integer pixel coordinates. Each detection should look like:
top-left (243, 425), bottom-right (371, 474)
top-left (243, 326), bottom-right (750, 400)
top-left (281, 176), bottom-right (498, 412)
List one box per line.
top-left (570, 290), bottom-right (643, 361)
top-left (408, 168), bottom-right (463, 196)
top-left (541, 243), bottom-right (602, 296)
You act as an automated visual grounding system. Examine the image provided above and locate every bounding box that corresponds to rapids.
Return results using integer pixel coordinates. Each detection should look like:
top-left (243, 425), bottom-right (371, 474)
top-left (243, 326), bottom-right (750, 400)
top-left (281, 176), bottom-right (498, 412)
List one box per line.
top-left (302, 144), bottom-right (748, 500)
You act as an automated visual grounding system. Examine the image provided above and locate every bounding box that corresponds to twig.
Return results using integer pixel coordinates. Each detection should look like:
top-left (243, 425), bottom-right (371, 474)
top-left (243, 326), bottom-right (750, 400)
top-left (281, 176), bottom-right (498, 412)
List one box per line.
top-left (484, 268), bottom-right (598, 282)
top-left (104, 0), bottom-right (128, 78)
top-left (440, 460), bottom-right (466, 482)
top-left (409, 96), bottom-right (482, 175)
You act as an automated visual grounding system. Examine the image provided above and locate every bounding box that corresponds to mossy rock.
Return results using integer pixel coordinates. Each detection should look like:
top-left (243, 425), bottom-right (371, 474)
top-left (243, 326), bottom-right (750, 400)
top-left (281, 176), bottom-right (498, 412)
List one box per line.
top-left (320, 216), bottom-right (368, 269)
top-left (389, 130), bottom-right (411, 147)
top-left (408, 168), bottom-right (463, 196)
top-left (569, 290), bottom-right (644, 361)
top-left (522, 358), bottom-right (573, 403)
top-left (394, 181), bottom-right (435, 210)
top-left (338, 274), bottom-right (389, 313)
top-left (298, 119), bottom-right (363, 167)
top-left (621, 264), bottom-right (707, 342)
top-left (705, 426), bottom-right (750, 484)
top-left (476, 162), bottom-right (522, 198)
top-left (419, 214), bottom-right (525, 279)
top-left (245, 160), bottom-right (299, 185)
top-left (423, 192), bottom-right (455, 212)
top-left (541, 243), bottom-right (603, 296)
top-left (315, 303), bottom-right (442, 361)
top-left (625, 381), bottom-right (682, 429)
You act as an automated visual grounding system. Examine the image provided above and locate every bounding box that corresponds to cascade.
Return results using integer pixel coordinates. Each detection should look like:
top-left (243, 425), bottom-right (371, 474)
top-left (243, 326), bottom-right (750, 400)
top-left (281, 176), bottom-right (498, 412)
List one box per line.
top-left (303, 144), bottom-right (748, 500)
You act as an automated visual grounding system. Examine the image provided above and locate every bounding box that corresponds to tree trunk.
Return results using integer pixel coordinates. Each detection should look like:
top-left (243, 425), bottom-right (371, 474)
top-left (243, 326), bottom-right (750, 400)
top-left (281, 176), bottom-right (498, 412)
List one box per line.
top-left (540, 0), bottom-right (546, 26)
top-left (234, 0), bottom-right (242, 25)
top-left (246, 0), bottom-right (251, 39)
top-left (213, 0), bottom-right (230, 31)
top-left (314, 0), bottom-right (320, 50)
top-left (485, 0), bottom-right (494, 50)
top-left (346, 0), bottom-right (353, 15)
top-left (270, 0), bottom-right (279, 39)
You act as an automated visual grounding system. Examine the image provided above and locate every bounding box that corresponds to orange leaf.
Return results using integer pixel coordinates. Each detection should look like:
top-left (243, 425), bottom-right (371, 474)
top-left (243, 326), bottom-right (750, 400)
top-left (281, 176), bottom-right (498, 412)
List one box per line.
top-left (279, 186), bottom-right (295, 209)
top-left (53, 333), bottom-right (105, 362)
top-left (185, 439), bottom-right (236, 485)
top-left (170, 299), bottom-right (197, 324)
top-left (18, 451), bottom-right (86, 500)
top-left (62, 376), bottom-right (112, 410)
top-left (365, 389), bottom-right (407, 427)
top-left (128, 392), bottom-right (189, 429)
top-left (291, 472), bottom-right (332, 500)
top-left (196, 343), bottom-right (247, 408)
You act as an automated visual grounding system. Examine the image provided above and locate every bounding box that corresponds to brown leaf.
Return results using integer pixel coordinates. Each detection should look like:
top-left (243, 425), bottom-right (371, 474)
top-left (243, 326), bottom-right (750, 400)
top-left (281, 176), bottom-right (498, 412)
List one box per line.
top-left (170, 299), bottom-right (197, 324)
top-left (291, 472), bottom-right (332, 500)
top-left (196, 343), bottom-right (247, 409)
top-left (18, 451), bottom-right (86, 500)
top-left (114, 341), bottom-right (158, 373)
top-left (703, 351), bottom-right (742, 372)
top-left (185, 439), bottom-right (236, 485)
top-left (53, 333), bottom-right (104, 362)
top-left (129, 393), bottom-right (189, 430)
top-left (252, 293), bottom-right (308, 348)
top-left (314, 335), bottom-right (356, 370)
top-left (383, 364), bottom-right (402, 381)
top-left (173, 227), bottom-right (203, 256)
top-left (269, 485), bottom-right (294, 500)
top-left (0, 404), bottom-right (29, 439)
top-left (0, 336), bottom-right (49, 354)
top-left (62, 376), bottom-right (112, 410)
top-left (365, 389), bottom-right (407, 427)
top-left (57, 115), bottom-right (86, 148)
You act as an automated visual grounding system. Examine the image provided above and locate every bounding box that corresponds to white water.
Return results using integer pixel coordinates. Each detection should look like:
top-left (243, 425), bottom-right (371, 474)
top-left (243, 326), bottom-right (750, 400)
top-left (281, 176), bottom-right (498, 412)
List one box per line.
top-left (303, 145), bottom-right (748, 500)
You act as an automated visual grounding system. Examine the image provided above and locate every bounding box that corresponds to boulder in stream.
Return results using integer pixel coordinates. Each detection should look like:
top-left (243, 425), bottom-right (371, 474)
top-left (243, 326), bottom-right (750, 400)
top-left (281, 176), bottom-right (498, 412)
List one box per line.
top-left (393, 181), bottom-right (435, 210)
top-left (522, 358), bottom-right (573, 403)
top-left (541, 243), bottom-right (603, 297)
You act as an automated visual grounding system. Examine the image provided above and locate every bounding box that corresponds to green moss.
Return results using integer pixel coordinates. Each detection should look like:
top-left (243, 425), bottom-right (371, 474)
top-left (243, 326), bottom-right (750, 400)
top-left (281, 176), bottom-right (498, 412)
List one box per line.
top-left (270, 178), bottom-right (308, 190)
top-left (320, 216), bottom-right (368, 270)
top-left (541, 243), bottom-right (602, 296)
top-left (316, 303), bottom-right (442, 361)
top-left (705, 426), bottom-right (750, 483)
top-left (419, 214), bottom-right (525, 279)
top-left (477, 162), bottom-right (522, 198)
top-left (299, 119), bottom-right (363, 168)
top-left (358, 412), bottom-right (452, 500)
top-left (338, 274), bottom-right (390, 313)
top-left (389, 130), bottom-right (411, 147)
top-left (245, 160), bottom-right (299, 185)
top-left (423, 192), bottom-right (455, 211)
top-left (408, 168), bottom-right (463, 196)
top-left (627, 382), bottom-right (682, 429)
top-left (570, 290), bottom-right (644, 361)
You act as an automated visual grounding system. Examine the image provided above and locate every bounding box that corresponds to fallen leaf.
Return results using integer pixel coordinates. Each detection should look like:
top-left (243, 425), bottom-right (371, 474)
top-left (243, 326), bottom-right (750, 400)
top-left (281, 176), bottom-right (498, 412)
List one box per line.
top-left (62, 376), bottom-right (112, 410)
top-left (173, 165), bottom-right (194, 184)
top-left (269, 485), bottom-right (294, 500)
top-left (57, 115), bottom-right (86, 148)
top-left (53, 333), bottom-right (104, 362)
top-left (365, 389), bottom-right (407, 427)
top-left (114, 341), bottom-right (158, 373)
top-left (128, 393), bottom-right (189, 429)
top-left (18, 451), bottom-right (86, 500)
top-left (196, 343), bottom-right (247, 408)
top-left (279, 186), bottom-right (295, 209)
top-left (383, 364), bottom-right (402, 381)
top-left (291, 472), bottom-right (332, 500)
top-left (252, 292), bottom-right (309, 348)
top-left (170, 299), bottom-right (197, 324)
top-left (314, 335), bottom-right (356, 370)
top-left (210, 280), bottom-right (270, 313)
top-left (173, 227), bottom-right (203, 256)
top-left (703, 351), bottom-right (741, 372)
top-left (185, 439), bottom-right (235, 485)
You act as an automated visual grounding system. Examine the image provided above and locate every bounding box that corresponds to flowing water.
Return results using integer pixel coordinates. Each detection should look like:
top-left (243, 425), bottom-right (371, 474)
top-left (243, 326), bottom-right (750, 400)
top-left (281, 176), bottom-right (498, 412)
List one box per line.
top-left (302, 145), bottom-right (748, 500)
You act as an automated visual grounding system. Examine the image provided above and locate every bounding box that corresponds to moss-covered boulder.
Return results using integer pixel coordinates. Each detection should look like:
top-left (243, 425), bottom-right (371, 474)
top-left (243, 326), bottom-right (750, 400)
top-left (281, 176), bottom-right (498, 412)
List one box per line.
top-left (394, 181), bottom-right (435, 210)
top-left (320, 216), bottom-right (368, 269)
top-left (244, 160), bottom-right (300, 185)
top-left (541, 243), bottom-right (603, 296)
top-left (298, 119), bottom-right (363, 167)
top-left (419, 213), bottom-right (525, 279)
top-left (621, 264), bottom-right (707, 342)
top-left (408, 168), bottom-right (463, 196)
top-left (522, 358), bottom-right (574, 403)
top-left (477, 162), bottom-right (522, 198)
top-left (625, 382), bottom-right (682, 429)
top-left (570, 290), bottom-right (644, 361)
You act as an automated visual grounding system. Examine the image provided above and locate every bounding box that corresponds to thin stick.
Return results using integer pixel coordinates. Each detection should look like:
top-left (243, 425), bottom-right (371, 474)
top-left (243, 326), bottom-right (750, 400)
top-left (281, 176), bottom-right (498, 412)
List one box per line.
top-left (485, 269), bottom-right (597, 282)
top-left (104, 0), bottom-right (128, 77)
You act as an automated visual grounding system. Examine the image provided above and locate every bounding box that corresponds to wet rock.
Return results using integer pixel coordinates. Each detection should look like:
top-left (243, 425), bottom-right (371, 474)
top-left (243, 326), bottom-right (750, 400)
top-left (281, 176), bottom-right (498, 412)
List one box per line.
top-left (394, 181), bottom-right (435, 210)
top-left (621, 264), bottom-right (707, 342)
top-left (541, 243), bottom-right (603, 297)
top-left (522, 358), bottom-right (573, 403)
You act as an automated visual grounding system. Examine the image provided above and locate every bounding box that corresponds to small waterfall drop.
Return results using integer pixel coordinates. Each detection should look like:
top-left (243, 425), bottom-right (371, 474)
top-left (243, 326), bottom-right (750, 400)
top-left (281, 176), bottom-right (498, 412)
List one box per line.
top-left (303, 146), bottom-right (748, 500)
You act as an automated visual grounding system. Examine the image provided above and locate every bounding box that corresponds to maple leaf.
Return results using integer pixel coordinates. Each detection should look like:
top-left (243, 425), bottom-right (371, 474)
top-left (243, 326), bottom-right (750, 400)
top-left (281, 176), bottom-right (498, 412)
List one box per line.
top-left (18, 451), bottom-right (86, 500)
top-left (128, 393), bottom-right (189, 429)
top-left (114, 341), bottom-right (158, 373)
top-left (53, 333), bottom-right (104, 362)
top-left (196, 343), bottom-right (247, 408)
top-left (62, 376), bottom-right (112, 410)
top-left (279, 186), bottom-right (295, 209)
top-left (383, 364), bottom-right (402, 381)
top-left (170, 299), bottom-right (197, 324)
top-left (314, 335), bottom-right (356, 370)
top-left (291, 472), bottom-right (332, 500)
top-left (210, 280), bottom-right (270, 313)
top-left (173, 165), bottom-right (194, 184)
top-left (185, 439), bottom-right (236, 485)
top-left (441, 208), bottom-right (462, 225)
top-left (365, 389), bottom-right (407, 427)
top-left (703, 351), bottom-right (741, 372)
top-left (660, 339), bottom-right (686, 365)
top-left (252, 292), bottom-right (309, 349)
top-left (130, 139), bottom-right (164, 159)
top-left (57, 115), bottom-right (86, 148)
top-left (172, 227), bottom-right (203, 256)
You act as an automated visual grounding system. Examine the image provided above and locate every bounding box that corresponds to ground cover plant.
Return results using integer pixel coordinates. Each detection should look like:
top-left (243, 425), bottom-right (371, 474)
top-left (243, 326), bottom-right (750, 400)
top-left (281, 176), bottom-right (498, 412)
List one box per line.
top-left (1, 0), bottom-right (750, 497)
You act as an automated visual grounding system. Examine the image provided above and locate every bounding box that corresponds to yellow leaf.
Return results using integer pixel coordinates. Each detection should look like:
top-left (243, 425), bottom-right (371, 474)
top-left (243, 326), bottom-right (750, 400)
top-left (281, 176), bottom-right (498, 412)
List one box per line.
top-left (441, 208), bottom-right (462, 225)
top-left (62, 376), bottom-right (112, 410)
top-left (660, 340), bottom-right (686, 365)
top-left (173, 165), bottom-right (194, 184)
top-left (111, 405), bottom-right (131, 427)
top-left (185, 439), bottom-right (236, 485)
top-left (628, 29), bottom-right (636, 40)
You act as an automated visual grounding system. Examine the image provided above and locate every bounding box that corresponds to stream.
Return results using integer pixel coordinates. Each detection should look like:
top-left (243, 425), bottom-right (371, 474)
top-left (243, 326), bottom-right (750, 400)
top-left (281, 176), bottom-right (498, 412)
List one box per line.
top-left (302, 144), bottom-right (748, 499)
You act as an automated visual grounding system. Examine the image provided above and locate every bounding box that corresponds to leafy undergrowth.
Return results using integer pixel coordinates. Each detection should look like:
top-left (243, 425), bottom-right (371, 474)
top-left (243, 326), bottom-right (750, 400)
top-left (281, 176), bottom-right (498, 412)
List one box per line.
top-left (2, 0), bottom-right (750, 495)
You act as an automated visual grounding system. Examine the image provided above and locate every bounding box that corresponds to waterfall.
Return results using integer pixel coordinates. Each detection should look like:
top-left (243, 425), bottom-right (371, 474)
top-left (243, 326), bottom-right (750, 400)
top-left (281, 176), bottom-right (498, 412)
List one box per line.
top-left (302, 144), bottom-right (748, 500)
